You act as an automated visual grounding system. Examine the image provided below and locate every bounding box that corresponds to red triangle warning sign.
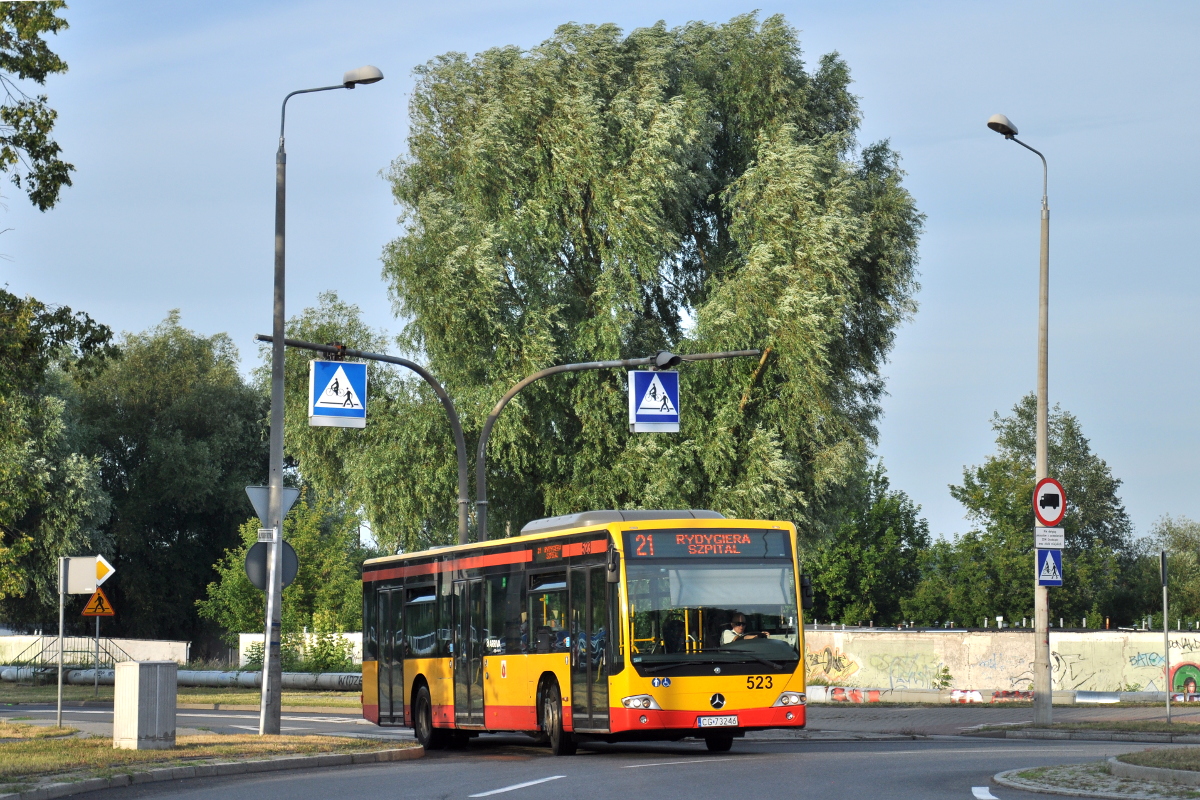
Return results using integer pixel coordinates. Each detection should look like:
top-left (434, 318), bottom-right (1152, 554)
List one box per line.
top-left (81, 587), bottom-right (115, 616)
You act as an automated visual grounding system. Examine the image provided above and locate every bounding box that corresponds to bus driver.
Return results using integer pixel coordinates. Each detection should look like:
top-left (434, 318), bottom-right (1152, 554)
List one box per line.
top-left (722, 613), bottom-right (769, 644)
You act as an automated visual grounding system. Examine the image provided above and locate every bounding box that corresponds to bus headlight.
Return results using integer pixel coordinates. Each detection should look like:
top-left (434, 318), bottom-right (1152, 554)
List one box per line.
top-left (620, 694), bottom-right (661, 710)
top-left (772, 692), bottom-right (805, 707)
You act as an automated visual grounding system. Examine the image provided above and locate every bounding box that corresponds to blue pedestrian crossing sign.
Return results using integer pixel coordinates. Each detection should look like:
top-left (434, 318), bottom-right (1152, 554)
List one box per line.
top-left (1037, 548), bottom-right (1063, 587)
top-left (628, 370), bottom-right (680, 433)
top-left (308, 360), bottom-right (367, 428)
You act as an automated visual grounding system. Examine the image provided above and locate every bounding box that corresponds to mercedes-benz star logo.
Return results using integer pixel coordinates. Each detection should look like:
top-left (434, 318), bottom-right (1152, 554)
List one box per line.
top-left (710, 693), bottom-right (726, 709)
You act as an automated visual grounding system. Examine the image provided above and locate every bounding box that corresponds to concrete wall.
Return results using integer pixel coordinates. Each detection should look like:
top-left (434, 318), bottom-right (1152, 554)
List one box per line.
top-left (803, 629), bottom-right (1200, 693)
top-left (238, 632), bottom-right (362, 666)
top-left (0, 636), bottom-right (190, 664)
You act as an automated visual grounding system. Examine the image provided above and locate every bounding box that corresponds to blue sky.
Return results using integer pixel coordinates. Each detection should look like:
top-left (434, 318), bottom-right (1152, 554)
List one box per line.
top-left (4, 1), bottom-right (1197, 540)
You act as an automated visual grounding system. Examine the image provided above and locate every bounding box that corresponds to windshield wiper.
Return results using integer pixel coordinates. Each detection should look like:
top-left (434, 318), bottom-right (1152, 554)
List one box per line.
top-left (639, 660), bottom-right (691, 674)
top-left (703, 648), bottom-right (783, 671)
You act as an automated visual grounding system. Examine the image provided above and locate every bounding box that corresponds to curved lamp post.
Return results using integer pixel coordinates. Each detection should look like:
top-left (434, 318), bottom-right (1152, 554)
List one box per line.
top-left (988, 112), bottom-right (1051, 727)
top-left (474, 349), bottom-right (760, 541)
top-left (262, 66), bottom-right (383, 736)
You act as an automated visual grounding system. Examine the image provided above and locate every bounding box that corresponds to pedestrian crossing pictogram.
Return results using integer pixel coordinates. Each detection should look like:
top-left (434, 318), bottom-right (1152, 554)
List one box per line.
top-left (314, 365), bottom-right (363, 409)
top-left (81, 587), bottom-right (114, 616)
top-left (636, 374), bottom-right (677, 415)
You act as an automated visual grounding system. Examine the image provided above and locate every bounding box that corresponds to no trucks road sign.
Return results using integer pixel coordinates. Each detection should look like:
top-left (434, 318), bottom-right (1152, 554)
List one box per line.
top-left (1034, 477), bottom-right (1067, 527)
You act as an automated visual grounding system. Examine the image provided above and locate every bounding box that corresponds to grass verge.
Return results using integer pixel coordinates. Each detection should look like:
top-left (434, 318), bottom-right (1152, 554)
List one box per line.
top-left (0, 734), bottom-right (408, 783)
top-left (1120, 747), bottom-right (1200, 771)
top-left (0, 721), bottom-right (77, 739)
top-left (1013, 763), bottom-right (1200, 799)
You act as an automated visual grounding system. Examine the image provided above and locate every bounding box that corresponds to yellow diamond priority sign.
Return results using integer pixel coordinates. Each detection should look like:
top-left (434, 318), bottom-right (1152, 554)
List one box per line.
top-left (81, 587), bottom-right (114, 617)
top-left (94, 554), bottom-right (115, 586)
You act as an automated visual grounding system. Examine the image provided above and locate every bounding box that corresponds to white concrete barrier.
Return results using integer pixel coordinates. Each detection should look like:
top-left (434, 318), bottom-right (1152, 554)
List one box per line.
top-left (0, 666), bottom-right (362, 691)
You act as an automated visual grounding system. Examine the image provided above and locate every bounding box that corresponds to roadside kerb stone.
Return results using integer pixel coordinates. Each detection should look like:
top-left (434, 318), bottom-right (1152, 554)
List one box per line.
top-left (1109, 756), bottom-right (1200, 787)
top-left (968, 728), bottom-right (1200, 744)
top-left (0, 746), bottom-right (422, 800)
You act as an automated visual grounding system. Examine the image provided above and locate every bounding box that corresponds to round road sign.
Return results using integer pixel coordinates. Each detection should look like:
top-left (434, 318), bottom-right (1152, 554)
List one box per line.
top-left (245, 541), bottom-right (298, 591)
top-left (1034, 477), bottom-right (1067, 527)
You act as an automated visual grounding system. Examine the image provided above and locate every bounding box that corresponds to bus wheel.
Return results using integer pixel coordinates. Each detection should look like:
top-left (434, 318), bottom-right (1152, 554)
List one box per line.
top-left (542, 681), bottom-right (576, 756)
top-left (705, 732), bottom-right (734, 752)
top-left (413, 685), bottom-right (448, 750)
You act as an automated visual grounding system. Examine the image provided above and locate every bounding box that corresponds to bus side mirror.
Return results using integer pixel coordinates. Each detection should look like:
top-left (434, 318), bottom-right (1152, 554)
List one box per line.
top-left (607, 548), bottom-right (621, 583)
top-left (801, 574), bottom-right (813, 610)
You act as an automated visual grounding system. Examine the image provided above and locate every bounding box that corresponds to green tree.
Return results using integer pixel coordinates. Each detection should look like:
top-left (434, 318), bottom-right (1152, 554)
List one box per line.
top-left (1145, 516), bottom-right (1200, 625)
top-left (903, 394), bottom-right (1137, 626)
top-left (70, 312), bottom-right (268, 642)
top-left (196, 490), bottom-right (372, 644)
top-left (0, 1), bottom-right (74, 210)
top-left (359, 14), bottom-right (920, 549)
top-left (0, 289), bottom-right (112, 619)
top-left (805, 462), bottom-right (929, 625)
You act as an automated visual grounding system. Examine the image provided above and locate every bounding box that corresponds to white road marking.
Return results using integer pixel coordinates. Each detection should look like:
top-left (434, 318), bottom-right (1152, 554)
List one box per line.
top-left (621, 758), bottom-right (723, 769)
top-left (972, 788), bottom-right (998, 799)
top-left (227, 725), bottom-right (312, 731)
top-left (468, 776), bottom-right (566, 797)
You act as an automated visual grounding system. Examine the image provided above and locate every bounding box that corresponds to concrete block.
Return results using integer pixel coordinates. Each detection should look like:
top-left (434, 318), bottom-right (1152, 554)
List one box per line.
top-left (113, 661), bottom-right (176, 750)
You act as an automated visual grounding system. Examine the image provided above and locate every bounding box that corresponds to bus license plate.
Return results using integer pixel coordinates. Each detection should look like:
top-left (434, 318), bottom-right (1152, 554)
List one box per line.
top-left (697, 715), bottom-right (738, 728)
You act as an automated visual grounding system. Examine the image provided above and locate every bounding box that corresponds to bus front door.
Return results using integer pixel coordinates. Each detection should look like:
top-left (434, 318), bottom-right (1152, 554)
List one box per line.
top-left (570, 566), bottom-right (610, 731)
top-left (453, 578), bottom-right (485, 727)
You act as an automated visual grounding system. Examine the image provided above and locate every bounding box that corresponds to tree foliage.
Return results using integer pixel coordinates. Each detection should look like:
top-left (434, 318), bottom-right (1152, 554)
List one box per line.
top-left (0, 1), bottom-right (73, 210)
top-left (902, 394), bottom-right (1138, 627)
top-left (324, 14), bottom-right (923, 550)
top-left (196, 490), bottom-right (373, 645)
top-left (0, 289), bottom-right (112, 613)
top-left (67, 313), bottom-right (268, 641)
top-left (805, 462), bottom-right (929, 625)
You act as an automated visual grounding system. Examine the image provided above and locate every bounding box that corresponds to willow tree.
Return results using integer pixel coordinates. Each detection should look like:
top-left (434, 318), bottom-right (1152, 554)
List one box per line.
top-left (322, 14), bottom-right (921, 550)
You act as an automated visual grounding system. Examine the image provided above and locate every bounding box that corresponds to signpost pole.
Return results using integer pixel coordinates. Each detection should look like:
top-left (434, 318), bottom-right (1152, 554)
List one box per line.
top-left (57, 557), bottom-right (65, 728)
top-left (94, 616), bottom-right (100, 697)
top-left (1163, 550), bottom-right (1171, 723)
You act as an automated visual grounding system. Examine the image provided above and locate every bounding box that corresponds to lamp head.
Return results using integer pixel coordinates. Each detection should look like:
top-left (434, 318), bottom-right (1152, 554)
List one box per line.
top-left (653, 350), bottom-right (682, 369)
top-left (343, 65), bottom-right (384, 89)
top-left (987, 113), bottom-right (1018, 139)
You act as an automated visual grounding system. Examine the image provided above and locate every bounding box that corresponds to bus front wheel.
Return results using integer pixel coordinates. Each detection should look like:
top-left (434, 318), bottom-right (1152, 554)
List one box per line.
top-left (705, 732), bottom-right (734, 752)
top-left (413, 684), bottom-right (449, 750)
top-left (542, 681), bottom-right (576, 756)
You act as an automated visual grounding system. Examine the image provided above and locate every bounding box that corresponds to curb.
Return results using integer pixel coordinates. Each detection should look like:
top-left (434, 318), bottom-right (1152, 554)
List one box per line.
top-left (0, 746), bottom-right (423, 800)
top-left (1109, 756), bottom-right (1200, 787)
top-left (967, 728), bottom-right (1200, 744)
top-left (992, 767), bottom-right (1149, 799)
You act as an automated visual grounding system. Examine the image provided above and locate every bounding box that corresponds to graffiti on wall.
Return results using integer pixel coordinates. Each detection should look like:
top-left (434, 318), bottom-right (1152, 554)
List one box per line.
top-left (1129, 652), bottom-right (1166, 668)
top-left (868, 652), bottom-right (946, 690)
top-left (1172, 663), bottom-right (1200, 694)
top-left (805, 646), bottom-right (860, 684)
top-left (1051, 651), bottom-right (1096, 691)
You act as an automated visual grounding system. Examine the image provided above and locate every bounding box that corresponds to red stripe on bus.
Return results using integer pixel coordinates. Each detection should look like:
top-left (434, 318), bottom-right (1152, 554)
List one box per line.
top-left (363, 548), bottom-right (535, 582)
top-left (608, 705), bottom-right (805, 731)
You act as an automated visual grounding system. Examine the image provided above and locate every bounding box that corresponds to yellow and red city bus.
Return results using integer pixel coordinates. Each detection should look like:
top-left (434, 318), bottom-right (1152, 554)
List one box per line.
top-left (361, 510), bottom-right (809, 754)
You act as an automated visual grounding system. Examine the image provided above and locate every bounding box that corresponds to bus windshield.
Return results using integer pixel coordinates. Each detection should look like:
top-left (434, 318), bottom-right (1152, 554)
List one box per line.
top-left (625, 555), bottom-right (800, 670)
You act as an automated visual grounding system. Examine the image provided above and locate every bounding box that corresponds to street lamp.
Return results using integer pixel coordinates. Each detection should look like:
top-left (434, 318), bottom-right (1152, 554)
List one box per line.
top-left (261, 66), bottom-right (383, 736)
top-left (988, 112), bottom-right (1051, 726)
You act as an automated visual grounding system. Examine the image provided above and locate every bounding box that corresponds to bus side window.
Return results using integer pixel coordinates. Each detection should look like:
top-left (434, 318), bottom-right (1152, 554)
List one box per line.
top-left (528, 572), bottom-right (568, 654)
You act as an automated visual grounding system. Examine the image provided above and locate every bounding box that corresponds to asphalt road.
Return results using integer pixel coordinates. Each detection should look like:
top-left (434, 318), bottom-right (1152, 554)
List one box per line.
top-left (59, 735), bottom-right (1150, 800)
top-left (10, 703), bottom-right (1179, 799)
